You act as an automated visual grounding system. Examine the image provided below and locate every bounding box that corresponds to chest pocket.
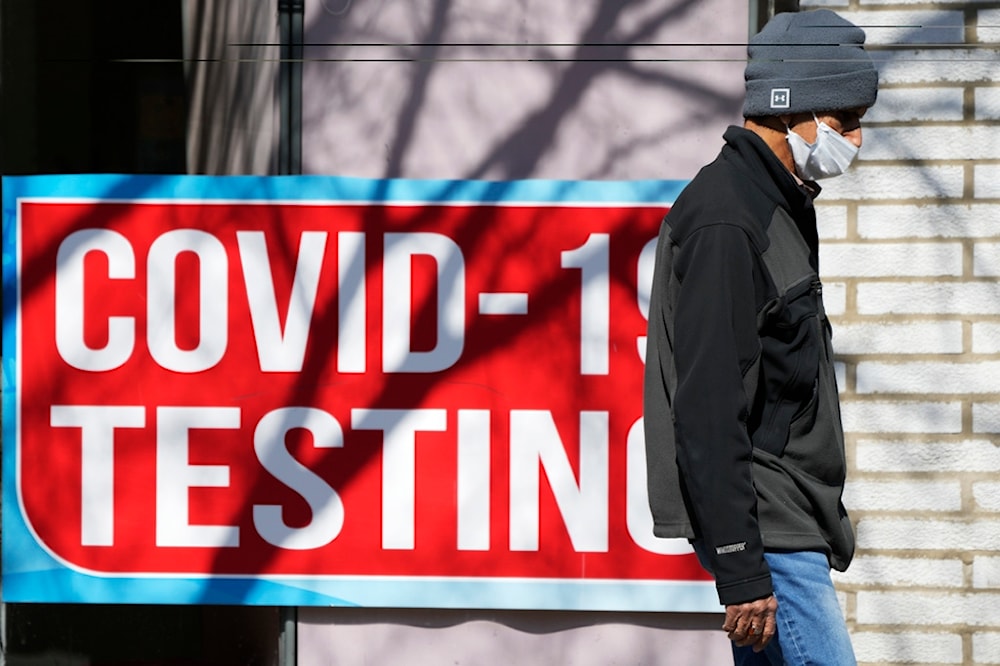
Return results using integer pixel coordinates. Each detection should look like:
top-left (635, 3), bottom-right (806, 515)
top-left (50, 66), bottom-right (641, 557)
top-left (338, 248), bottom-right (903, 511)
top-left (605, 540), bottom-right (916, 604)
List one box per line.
top-left (749, 210), bottom-right (825, 457)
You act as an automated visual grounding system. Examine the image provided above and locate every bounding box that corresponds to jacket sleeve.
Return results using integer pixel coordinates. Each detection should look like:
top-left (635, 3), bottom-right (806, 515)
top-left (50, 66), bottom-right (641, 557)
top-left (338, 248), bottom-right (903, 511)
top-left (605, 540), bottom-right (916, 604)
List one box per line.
top-left (671, 222), bottom-right (774, 606)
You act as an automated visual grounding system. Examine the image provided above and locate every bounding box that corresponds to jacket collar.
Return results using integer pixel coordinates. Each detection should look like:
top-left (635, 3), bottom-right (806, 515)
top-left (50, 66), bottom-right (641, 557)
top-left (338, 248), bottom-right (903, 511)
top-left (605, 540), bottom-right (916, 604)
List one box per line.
top-left (721, 125), bottom-right (819, 216)
top-left (721, 125), bottom-right (820, 264)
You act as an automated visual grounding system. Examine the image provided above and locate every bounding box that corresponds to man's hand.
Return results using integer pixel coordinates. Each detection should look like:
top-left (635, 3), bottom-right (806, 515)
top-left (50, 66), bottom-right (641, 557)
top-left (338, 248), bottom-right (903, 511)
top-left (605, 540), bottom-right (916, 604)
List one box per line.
top-left (722, 594), bottom-right (778, 653)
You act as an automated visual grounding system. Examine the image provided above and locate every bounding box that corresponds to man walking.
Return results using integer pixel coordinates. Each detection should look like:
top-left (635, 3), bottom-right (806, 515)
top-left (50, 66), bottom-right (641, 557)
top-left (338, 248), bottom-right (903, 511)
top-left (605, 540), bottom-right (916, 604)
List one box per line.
top-left (643, 9), bottom-right (878, 665)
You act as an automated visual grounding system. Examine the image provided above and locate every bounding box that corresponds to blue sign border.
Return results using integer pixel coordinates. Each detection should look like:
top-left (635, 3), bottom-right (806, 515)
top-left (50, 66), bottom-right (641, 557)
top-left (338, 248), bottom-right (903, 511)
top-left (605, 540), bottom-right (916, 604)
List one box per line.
top-left (2, 174), bottom-right (717, 611)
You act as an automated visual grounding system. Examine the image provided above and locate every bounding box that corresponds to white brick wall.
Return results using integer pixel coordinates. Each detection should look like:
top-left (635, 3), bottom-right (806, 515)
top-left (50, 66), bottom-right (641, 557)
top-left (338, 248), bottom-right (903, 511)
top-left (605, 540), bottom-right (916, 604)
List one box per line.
top-left (976, 87), bottom-right (1000, 121)
top-left (821, 164), bottom-right (965, 200)
top-left (976, 165), bottom-right (1000, 198)
top-left (844, 479), bottom-right (962, 511)
top-left (973, 556), bottom-right (1000, 588)
top-left (856, 439), bottom-right (1000, 472)
top-left (802, 1), bottom-right (1000, 663)
top-left (857, 361), bottom-right (1000, 394)
top-left (865, 87), bottom-right (964, 123)
top-left (973, 403), bottom-right (1000, 433)
top-left (824, 281), bottom-right (848, 315)
top-left (978, 8), bottom-right (1000, 42)
top-left (822, 242), bottom-right (963, 277)
top-left (817, 205), bottom-right (849, 239)
top-left (877, 50), bottom-right (1000, 84)
top-left (833, 321), bottom-right (963, 354)
top-left (973, 482), bottom-right (1000, 512)
top-left (975, 243), bottom-right (1000, 277)
top-left (863, 126), bottom-right (1000, 161)
top-left (972, 323), bottom-right (1000, 353)
top-left (857, 204), bottom-right (1000, 239)
top-left (856, 518), bottom-right (1000, 550)
top-left (842, 10), bottom-right (966, 45)
top-left (857, 591), bottom-right (1000, 626)
top-left (841, 400), bottom-right (963, 433)
top-left (974, 633), bottom-right (1000, 665)
top-left (852, 632), bottom-right (963, 665)
top-left (856, 283), bottom-right (1000, 315)
top-left (834, 555), bottom-right (964, 588)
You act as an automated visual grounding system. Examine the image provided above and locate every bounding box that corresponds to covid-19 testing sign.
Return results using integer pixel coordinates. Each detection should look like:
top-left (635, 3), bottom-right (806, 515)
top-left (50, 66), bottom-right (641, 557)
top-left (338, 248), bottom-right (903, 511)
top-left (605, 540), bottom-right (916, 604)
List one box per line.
top-left (2, 174), bottom-right (717, 610)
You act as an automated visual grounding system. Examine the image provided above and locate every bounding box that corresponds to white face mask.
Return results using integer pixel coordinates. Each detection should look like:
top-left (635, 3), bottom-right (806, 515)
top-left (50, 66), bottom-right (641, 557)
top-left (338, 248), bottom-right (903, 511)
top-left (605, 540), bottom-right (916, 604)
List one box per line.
top-left (785, 113), bottom-right (860, 181)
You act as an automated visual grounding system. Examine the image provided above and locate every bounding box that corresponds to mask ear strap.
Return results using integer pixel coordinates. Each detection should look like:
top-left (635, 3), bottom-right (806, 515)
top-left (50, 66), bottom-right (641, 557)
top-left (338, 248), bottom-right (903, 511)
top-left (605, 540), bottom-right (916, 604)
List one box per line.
top-left (812, 112), bottom-right (820, 125)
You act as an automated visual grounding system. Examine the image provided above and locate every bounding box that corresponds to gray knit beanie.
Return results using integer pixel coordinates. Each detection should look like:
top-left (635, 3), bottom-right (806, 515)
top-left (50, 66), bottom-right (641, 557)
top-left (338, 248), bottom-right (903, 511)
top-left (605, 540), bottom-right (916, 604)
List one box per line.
top-left (743, 9), bottom-right (878, 117)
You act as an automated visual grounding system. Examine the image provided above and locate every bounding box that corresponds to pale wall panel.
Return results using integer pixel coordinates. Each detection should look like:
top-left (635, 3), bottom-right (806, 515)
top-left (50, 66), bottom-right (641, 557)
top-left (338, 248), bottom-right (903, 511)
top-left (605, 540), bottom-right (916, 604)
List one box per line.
top-left (301, 0), bottom-right (747, 180)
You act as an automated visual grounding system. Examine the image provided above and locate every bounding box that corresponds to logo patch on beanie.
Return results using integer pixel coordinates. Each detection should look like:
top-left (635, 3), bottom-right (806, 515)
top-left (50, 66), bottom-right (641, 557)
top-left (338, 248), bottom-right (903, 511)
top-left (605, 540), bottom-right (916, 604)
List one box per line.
top-left (770, 88), bottom-right (790, 109)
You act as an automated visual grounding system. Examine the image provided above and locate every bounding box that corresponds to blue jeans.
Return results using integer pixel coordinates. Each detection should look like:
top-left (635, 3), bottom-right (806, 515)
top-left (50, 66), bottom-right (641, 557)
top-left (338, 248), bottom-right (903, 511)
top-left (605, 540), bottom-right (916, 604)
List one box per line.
top-left (696, 546), bottom-right (856, 666)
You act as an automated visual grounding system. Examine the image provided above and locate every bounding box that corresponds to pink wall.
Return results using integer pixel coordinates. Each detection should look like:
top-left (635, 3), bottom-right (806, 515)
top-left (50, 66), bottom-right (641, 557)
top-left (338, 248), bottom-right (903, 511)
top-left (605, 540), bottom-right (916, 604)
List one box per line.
top-left (298, 608), bottom-right (731, 665)
top-left (301, 0), bottom-right (747, 181)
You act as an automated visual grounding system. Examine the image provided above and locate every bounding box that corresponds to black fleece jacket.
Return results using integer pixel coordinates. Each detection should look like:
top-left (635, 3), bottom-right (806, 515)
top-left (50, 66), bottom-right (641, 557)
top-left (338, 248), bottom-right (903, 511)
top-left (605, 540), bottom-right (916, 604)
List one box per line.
top-left (643, 126), bottom-right (854, 606)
